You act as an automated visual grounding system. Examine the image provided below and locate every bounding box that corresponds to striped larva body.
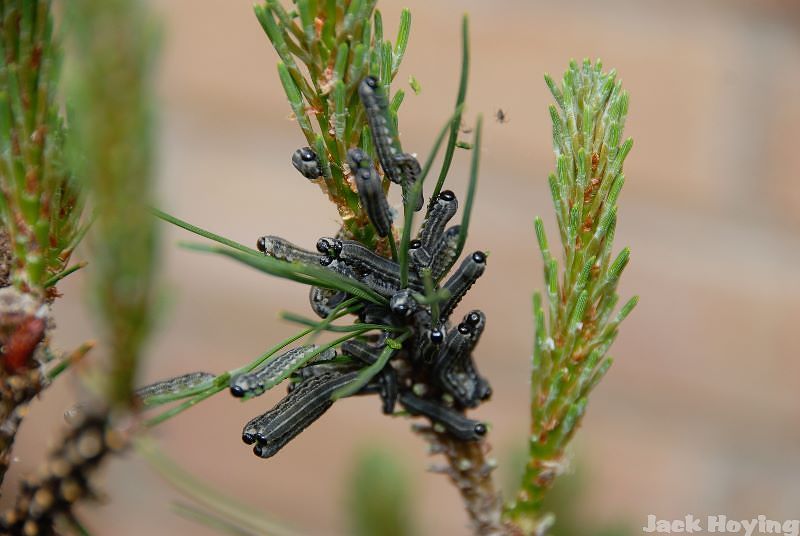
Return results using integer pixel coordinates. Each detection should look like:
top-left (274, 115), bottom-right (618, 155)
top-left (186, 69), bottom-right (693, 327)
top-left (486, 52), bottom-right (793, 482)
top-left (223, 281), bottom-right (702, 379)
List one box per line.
top-left (293, 364), bottom-right (393, 414)
top-left (438, 251), bottom-right (487, 321)
top-left (408, 239), bottom-right (430, 269)
top-left (433, 312), bottom-right (491, 407)
top-left (359, 303), bottom-right (395, 327)
top-left (317, 237), bottom-right (424, 296)
top-left (292, 147), bottom-right (322, 180)
top-left (432, 322), bottom-right (482, 408)
top-left (398, 392), bottom-right (487, 441)
top-left (308, 286), bottom-right (348, 319)
top-left (251, 371), bottom-right (359, 458)
top-left (257, 235), bottom-right (320, 265)
top-left (230, 346), bottom-right (335, 398)
top-left (357, 77), bottom-right (424, 211)
top-left (463, 310), bottom-right (492, 401)
top-left (347, 148), bottom-right (393, 237)
top-left (340, 339), bottom-right (397, 414)
top-left (358, 76), bottom-right (404, 184)
top-left (395, 153), bottom-right (424, 211)
top-left (429, 225), bottom-right (461, 281)
top-left (292, 360), bottom-right (358, 382)
top-left (420, 191), bottom-right (458, 253)
top-left (341, 339), bottom-right (384, 365)
top-left (135, 372), bottom-right (214, 400)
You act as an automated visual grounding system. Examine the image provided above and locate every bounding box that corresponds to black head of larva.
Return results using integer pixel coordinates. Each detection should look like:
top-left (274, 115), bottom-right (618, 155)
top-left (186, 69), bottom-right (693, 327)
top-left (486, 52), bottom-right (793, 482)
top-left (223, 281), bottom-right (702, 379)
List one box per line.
top-left (430, 329), bottom-right (444, 344)
top-left (230, 385), bottom-right (246, 398)
top-left (317, 238), bottom-right (341, 257)
top-left (471, 251), bottom-right (486, 264)
top-left (357, 168), bottom-right (372, 183)
top-left (256, 236), bottom-right (267, 253)
top-left (409, 239), bottom-right (422, 250)
top-left (390, 290), bottom-right (417, 317)
top-left (466, 311), bottom-right (482, 325)
top-left (363, 75), bottom-right (379, 89)
top-left (299, 147), bottom-right (316, 161)
top-left (439, 190), bottom-right (456, 201)
top-left (457, 323), bottom-right (471, 335)
top-left (474, 423), bottom-right (487, 436)
top-left (242, 432), bottom-right (256, 445)
top-left (480, 386), bottom-right (493, 401)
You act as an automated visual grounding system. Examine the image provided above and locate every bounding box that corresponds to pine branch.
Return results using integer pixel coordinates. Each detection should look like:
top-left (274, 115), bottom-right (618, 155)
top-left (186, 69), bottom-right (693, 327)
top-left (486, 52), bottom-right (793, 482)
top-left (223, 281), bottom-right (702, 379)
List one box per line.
top-left (0, 0), bottom-right (86, 297)
top-left (504, 59), bottom-right (638, 533)
top-left (254, 0), bottom-right (414, 251)
top-left (0, 0), bottom-right (85, 489)
top-left (0, 0), bottom-right (160, 532)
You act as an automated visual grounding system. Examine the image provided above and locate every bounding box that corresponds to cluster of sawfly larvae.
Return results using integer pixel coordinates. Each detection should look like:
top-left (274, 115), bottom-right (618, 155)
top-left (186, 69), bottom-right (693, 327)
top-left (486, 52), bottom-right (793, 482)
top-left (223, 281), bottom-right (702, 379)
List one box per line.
top-left (137, 76), bottom-right (491, 459)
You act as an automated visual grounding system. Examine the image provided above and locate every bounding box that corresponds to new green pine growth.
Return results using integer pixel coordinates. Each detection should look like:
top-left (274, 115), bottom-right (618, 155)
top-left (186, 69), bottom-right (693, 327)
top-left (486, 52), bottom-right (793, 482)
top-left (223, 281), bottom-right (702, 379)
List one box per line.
top-left (254, 0), bottom-right (413, 251)
top-left (505, 59), bottom-right (638, 531)
top-left (66, 0), bottom-right (159, 407)
top-left (0, 0), bottom-right (87, 296)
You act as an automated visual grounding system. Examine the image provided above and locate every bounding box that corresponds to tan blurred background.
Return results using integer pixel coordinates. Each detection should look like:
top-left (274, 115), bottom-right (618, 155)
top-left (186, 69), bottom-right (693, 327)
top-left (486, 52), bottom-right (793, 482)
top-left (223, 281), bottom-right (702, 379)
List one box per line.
top-left (4, 0), bottom-right (800, 534)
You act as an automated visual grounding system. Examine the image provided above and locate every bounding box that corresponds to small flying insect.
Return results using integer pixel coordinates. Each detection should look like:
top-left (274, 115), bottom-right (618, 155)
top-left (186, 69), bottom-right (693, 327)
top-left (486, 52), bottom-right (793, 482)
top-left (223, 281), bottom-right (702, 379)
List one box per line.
top-left (495, 108), bottom-right (509, 124)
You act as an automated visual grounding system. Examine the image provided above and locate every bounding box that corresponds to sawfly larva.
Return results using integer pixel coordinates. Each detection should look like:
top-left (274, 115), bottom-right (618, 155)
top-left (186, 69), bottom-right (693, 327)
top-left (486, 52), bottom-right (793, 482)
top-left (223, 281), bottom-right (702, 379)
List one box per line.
top-left (292, 147), bottom-right (322, 180)
top-left (230, 346), bottom-right (335, 398)
top-left (250, 371), bottom-right (359, 458)
top-left (399, 392), bottom-right (486, 441)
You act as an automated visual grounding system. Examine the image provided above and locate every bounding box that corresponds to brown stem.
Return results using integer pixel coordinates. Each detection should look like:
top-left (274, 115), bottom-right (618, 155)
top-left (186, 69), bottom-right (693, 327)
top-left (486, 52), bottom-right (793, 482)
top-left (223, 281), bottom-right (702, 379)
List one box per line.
top-left (0, 229), bottom-right (11, 290)
top-left (0, 406), bottom-right (128, 535)
top-left (0, 287), bottom-right (52, 486)
top-left (413, 424), bottom-right (516, 536)
top-left (0, 369), bottom-right (44, 485)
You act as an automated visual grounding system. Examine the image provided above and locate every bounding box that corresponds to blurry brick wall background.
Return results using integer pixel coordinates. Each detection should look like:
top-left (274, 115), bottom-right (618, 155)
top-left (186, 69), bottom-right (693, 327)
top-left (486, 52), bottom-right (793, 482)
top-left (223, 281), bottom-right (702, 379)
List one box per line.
top-left (2, 0), bottom-right (799, 534)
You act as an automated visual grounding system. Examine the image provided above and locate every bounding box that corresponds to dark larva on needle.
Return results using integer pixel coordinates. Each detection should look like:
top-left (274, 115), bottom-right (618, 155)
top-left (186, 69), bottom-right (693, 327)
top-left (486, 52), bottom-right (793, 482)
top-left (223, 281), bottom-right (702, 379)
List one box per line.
top-left (317, 237), bottom-right (424, 296)
top-left (347, 148), bottom-right (393, 237)
top-left (309, 286), bottom-right (349, 319)
top-left (395, 153), bottom-right (424, 212)
top-left (292, 146), bottom-right (322, 180)
top-left (251, 371), bottom-right (359, 458)
top-left (420, 191), bottom-right (458, 251)
top-left (399, 392), bottom-right (487, 441)
top-left (358, 76), bottom-right (404, 184)
top-left (134, 372), bottom-right (215, 400)
top-left (430, 322), bottom-right (483, 408)
top-left (430, 225), bottom-right (461, 281)
top-left (439, 251), bottom-right (487, 321)
top-left (257, 235), bottom-right (321, 265)
top-left (412, 191), bottom-right (458, 268)
top-left (230, 346), bottom-right (335, 398)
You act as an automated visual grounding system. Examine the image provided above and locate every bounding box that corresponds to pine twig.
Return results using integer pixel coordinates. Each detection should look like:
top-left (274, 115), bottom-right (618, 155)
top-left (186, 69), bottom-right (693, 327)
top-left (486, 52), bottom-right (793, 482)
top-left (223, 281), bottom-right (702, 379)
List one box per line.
top-left (504, 59), bottom-right (638, 533)
top-left (1, 0), bottom-right (160, 532)
top-left (414, 425), bottom-right (507, 536)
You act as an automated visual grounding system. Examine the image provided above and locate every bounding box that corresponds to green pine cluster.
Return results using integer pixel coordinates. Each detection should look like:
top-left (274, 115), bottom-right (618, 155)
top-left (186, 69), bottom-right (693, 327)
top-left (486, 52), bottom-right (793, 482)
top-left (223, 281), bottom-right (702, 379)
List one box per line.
top-left (505, 59), bottom-right (638, 531)
top-left (255, 0), bottom-right (411, 250)
top-left (0, 0), bottom-right (86, 297)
